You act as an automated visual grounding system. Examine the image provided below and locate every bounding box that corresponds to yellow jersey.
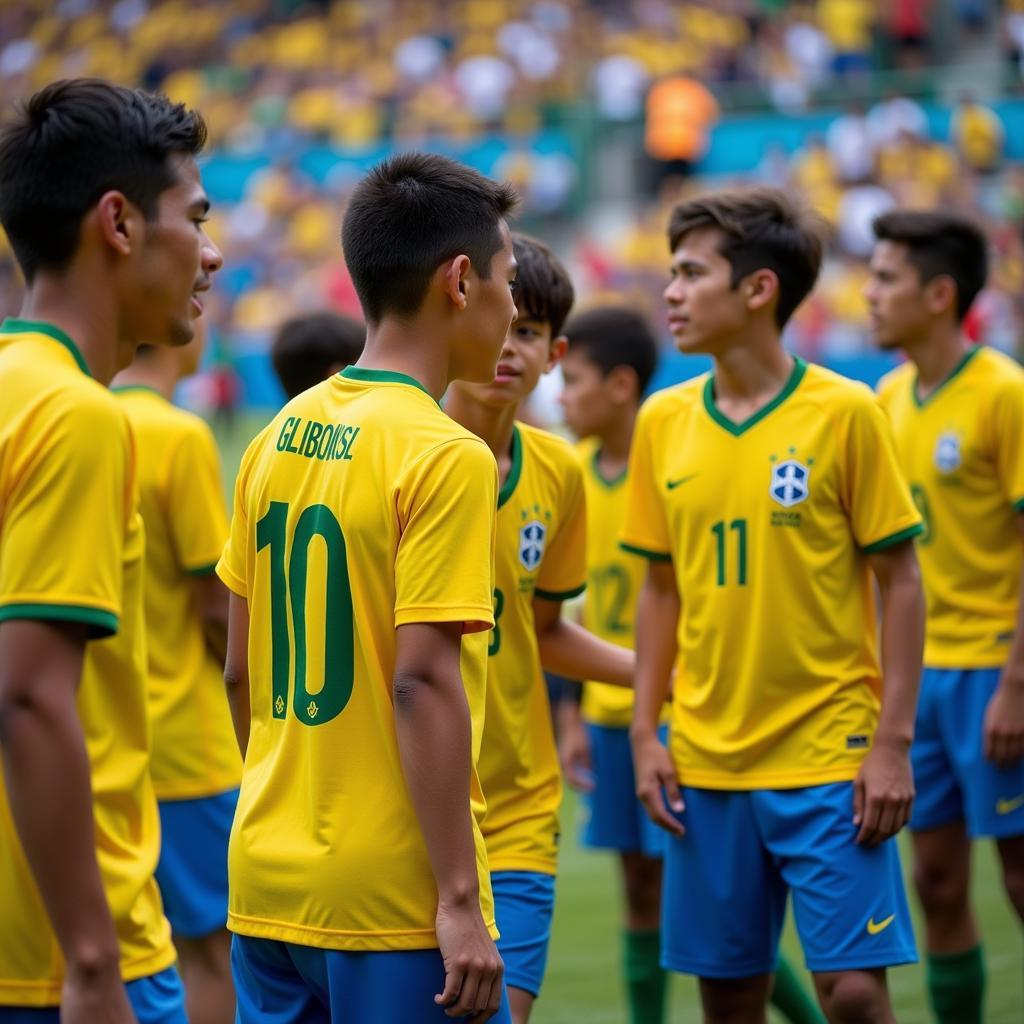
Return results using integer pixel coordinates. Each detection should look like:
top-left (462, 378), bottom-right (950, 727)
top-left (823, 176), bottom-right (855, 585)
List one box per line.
top-left (621, 358), bottom-right (922, 790)
top-left (0, 320), bottom-right (174, 1006)
top-left (576, 438), bottom-right (646, 729)
top-left (114, 387), bottom-right (241, 800)
top-left (479, 423), bottom-right (587, 875)
top-left (877, 347), bottom-right (1024, 668)
top-left (217, 366), bottom-right (498, 950)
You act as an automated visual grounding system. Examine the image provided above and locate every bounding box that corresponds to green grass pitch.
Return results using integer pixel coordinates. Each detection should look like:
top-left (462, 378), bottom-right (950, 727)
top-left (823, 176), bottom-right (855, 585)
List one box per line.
top-left (216, 414), bottom-right (1021, 1023)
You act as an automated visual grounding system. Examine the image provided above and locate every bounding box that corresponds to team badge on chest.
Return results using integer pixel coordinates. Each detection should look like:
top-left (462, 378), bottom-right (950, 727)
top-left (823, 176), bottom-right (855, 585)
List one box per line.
top-left (519, 519), bottom-right (547, 570)
top-left (769, 458), bottom-right (810, 508)
top-left (934, 431), bottom-right (961, 473)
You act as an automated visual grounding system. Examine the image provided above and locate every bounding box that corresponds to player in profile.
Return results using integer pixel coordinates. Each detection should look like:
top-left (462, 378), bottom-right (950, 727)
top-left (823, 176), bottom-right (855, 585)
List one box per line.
top-left (557, 306), bottom-right (825, 1024)
top-left (868, 211), bottom-right (1024, 1024)
top-left (271, 310), bottom-right (365, 400)
top-left (624, 188), bottom-right (926, 1024)
top-left (217, 153), bottom-right (516, 1024)
top-left (446, 235), bottom-right (637, 1024)
top-left (0, 78), bottom-right (222, 1023)
top-left (112, 318), bottom-right (239, 1024)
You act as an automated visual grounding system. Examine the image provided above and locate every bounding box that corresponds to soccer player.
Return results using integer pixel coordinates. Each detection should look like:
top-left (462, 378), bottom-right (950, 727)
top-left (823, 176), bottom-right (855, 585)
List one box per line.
top-left (271, 311), bottom-right (365, 399)
top-left (624, 188), bottom-right (926, 1024)
top-left (557, 307), bottom-right (825, 1024)
top-left (112, 318), bottom-right (239, 1024)
top-left (0, 79), bottom-right (221, 1023)
top-left (445, 235), bottom-right (635, 1024)
top-left (217, 153), bottom-right (516, 1024)
top-left (868, 211), bottom-right (1024, 1024)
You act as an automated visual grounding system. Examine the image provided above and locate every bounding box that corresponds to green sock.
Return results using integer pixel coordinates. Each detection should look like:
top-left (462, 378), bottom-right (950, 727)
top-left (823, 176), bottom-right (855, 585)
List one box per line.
top-left (624, 929), bottom-right (668, 1024)
top-left (770, 952), bottom-right (826, 1024)
top-left (927, 945), bottom-right (985, 1024)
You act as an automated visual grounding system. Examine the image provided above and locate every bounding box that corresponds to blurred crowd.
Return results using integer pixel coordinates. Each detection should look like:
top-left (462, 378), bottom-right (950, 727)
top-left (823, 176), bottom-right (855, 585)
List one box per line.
top-left (1, 0), bottom-right (1023, 405)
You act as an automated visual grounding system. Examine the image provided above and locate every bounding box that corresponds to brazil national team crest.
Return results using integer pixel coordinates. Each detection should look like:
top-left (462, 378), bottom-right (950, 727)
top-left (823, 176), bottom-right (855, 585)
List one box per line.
top-left (519, 519), bottom-right (547, 571)
top-left (769, 456), bottom-right (810, 508)
top-left (934, 431), bottom-right (961, 473)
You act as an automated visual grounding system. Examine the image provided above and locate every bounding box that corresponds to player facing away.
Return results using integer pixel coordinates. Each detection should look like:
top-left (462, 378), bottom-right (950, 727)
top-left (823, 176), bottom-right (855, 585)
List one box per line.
top-left (112, 319), bottom-right (240, 1024)
top-left (445, 235), bottom-right (635, 1024)
top-left (0, 79), bottom-right (222, 1024)
top-left (556, 307), bottom-right (669, 1023)
top-left (270, 311), bottom-right (365, 400)
top-left (557, 307), bottom-right (825, 1024)
top-left (624, 188), bottom-right (927, 1024)
top-left (867, 211), bottom-right (1024, 1024)
top-left (217, 153), bottom-right (517, 1024)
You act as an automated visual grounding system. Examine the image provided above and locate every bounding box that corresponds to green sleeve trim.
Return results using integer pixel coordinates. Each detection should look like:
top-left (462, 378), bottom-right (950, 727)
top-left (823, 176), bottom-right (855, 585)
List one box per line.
top-left (0, 602), bottom-right (118, 638)
top-left (619, 542), bottom-right (672, 562)
top-left (185, 561), bottom-right (220, 576)
top-left (1013, 497), bottom-right (1024, 514)
top-left (861, 523), bottom-right (924, 553)
top-left (534, 583), bottom-right (586, 602)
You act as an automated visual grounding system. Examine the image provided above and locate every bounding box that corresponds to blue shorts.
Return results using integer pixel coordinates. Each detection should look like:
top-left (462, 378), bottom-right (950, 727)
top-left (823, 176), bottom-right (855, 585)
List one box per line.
top-left (910, 667), bottom-right (1024, 838)
top-left (491, 871), bottom-right (556, 998)
top-left (231, 935), bottom-right (511, 1023)
top-left (0, 966), bottom-right (186, 1023)
top-left (155, 787), bottom-right (238, 939)
top-left (581, 723), bottom-right (665, 859)
top-left (661, 783), bottom-right (918, 978)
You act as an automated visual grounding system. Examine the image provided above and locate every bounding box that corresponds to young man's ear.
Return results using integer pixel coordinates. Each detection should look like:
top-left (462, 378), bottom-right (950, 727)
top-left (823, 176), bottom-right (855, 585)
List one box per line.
top-left (95, 191), bottom-right (138, 258)
top-left (545, 335), bottom-right (568, 373)
top-left (606, 364), bottom-right (640, 404)
top-left (745, 268), bottom-right (779, 314)
top-left (924, 274), bottom-right (957, 319)
top-left (443, 254), bottom-right (471, 310)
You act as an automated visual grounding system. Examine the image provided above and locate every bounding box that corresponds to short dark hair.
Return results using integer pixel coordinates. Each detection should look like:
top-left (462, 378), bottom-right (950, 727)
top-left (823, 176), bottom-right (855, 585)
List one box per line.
top-left (341, 152), bottom-right (518, 324)
top-left (563, 306), bottom-right (658, 397)
top-left (667, 187), bottom-right (825, 328)
top-left (272, 311), bottom-right (365, 399)
top-left (511, 233), bottom-right (575, 338)
top-left (0, 78), bottom-right (208, 283)
top-left (872, 210), bottom-right (988, 322)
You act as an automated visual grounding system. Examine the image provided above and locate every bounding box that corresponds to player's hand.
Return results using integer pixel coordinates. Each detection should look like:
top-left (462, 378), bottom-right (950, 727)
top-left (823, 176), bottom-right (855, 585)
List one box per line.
top-left (60, 959), bottom-right (137, 1024)
top-left (853, 740), bottom-right (914, 847)
top-left (558, 714), bottom-right (594, 793)
top-left (434, 900), bottom-right (504, 1021)
top-left (631, 729), bottom-right (684, 836)
top-left (983, 672), bottom-right (1024, 769)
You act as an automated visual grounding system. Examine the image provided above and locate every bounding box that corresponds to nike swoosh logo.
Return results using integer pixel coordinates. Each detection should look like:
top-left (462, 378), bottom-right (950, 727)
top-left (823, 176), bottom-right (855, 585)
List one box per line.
top-left (666, 473), bottom-right (699, 491)
top-left (997, 794), bottom-right (1024, 815)
top-left (867, 914), bottom-right (895, 936)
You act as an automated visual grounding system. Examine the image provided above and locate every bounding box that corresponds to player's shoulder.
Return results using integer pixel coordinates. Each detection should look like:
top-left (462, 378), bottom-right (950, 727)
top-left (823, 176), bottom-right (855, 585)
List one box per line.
top-left (798, 360), bottom-right (882, 418)
top-left (517, 421), bottom-right (585, 480)
top-left (874, 360), bottom-right (914, 403)
top-left (638, 376), bottom-right (706, 425)
top-left (972, 345), bottom-right (1024, 389)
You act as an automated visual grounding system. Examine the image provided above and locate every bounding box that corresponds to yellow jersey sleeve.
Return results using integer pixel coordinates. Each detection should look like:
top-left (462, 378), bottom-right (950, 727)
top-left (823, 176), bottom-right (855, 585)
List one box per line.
top-left (535, 454), bottom-right (587, 601)
top-left (620, 396), bottom-right (673, 561)
top-left (167, 419), bottom-right (229, 574)
top-left (0, 391), bottom-right (129, 637)
top-left (990, 377), bottom-right (1024, 511)
top-left (841, 392), bottom-right (923, 552)
top-left (394, 437), bottom-right (497, 632)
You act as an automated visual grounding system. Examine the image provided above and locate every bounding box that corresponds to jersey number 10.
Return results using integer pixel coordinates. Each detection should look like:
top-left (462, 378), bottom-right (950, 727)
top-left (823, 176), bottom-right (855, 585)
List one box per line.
top-left (256, 501), bottom-right (355, 726)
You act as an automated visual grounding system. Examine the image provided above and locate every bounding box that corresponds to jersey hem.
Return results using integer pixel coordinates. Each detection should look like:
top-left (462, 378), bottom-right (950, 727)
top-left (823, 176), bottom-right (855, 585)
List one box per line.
top-left (534, 583), bottom-right (586, 602)
top-left (184, 561), bottom-right (220, 576)
top-left (215, 562), bottom-right (246, 597)
top-left (154, 776), bottom-right (243, 801)
top-left (860, 521), bottom-right (924, 553)
top-left (676, 765), bottom-right (862, 790)
top-left (923, 652), bottom-right (1013, 670)
top-left (485, 856), bottom-right (558, 876)
top-left (619, 541), bottom-right (671, 562)
top-left (394, 605), bottom-right (495, 628)
top-left (0, 600), bottom-right (118, 638)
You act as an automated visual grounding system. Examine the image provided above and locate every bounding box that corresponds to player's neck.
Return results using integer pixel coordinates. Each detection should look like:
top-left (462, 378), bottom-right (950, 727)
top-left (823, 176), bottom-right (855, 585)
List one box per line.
top-left (358, 322), bottom-right (450, 402)
top-left (903, 325), bottom-right (971, 396)
top-left (595, 407), bottom-right (635, 467)
top-left (710, 337), bottom-right (794, 407)
top-left (17, 278), bottom-right (131, 386)
top-left (112, 354), bottom-right (178, 399)
top-left (446, 388), bottom-right (518, 472)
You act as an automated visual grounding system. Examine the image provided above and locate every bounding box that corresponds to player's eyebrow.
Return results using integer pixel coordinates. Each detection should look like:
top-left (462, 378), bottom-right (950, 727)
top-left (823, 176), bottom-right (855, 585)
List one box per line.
top-left (671, 258), bottom-right (707, 275)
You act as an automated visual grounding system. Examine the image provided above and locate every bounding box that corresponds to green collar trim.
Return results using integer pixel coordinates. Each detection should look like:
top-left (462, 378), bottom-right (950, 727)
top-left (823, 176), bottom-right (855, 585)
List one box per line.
top-left (703, 356), bottom-right (806, 437)
top-left (0, 318), bottom-right (91, 377)
top-left (913, 346), bottom-right (981, 408)
top-left (497, 425), bottom-right (523, 510)
top-left (340, 365), bottom-right (437, 405)
top-left (110, 384), bottom-right (165, 399)
top-left (591, 446), bottom-right (627, 489)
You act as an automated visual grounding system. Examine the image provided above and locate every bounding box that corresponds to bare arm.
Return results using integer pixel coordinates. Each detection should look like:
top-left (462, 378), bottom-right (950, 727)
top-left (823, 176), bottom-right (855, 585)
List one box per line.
top-left (555, 684), bottom-right (593, 793)
top-left (532, 597), bottom-right (634, 687)
top-left (984, 513), bottom-right (1024, 768)
top-left (854, 540), bottom-right (925, 846)
top-left (223, 593), bottom-right (251, 758)
top-left (393, 621), bottom-right (503, 1022)
top-left (190, 571), bottom-right (229, 667)
top-left (0, 620), bottom-right (134, 1024)
top-left (629, 560), bottom-right (684, 835)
